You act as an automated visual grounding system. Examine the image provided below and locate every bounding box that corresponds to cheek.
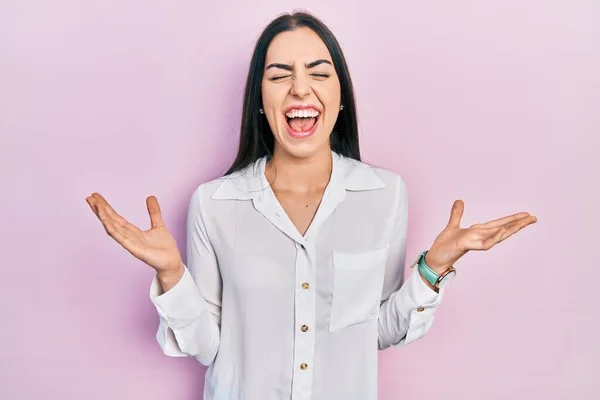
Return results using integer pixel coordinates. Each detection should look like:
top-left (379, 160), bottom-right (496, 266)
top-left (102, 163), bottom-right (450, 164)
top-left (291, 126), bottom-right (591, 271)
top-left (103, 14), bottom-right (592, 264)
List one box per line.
top-left (313, 80), bottom-right (341, 107)
top-left (261, 83), bottom-right (288, 108)
top-left (314, 84), bottom-right (341, 123)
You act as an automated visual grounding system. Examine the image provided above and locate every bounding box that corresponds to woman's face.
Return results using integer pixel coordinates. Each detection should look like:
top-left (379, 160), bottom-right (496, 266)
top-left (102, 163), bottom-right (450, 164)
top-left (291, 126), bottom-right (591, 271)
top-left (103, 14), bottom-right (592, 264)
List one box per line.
top-left (261, 27), bottom-right (342, 159)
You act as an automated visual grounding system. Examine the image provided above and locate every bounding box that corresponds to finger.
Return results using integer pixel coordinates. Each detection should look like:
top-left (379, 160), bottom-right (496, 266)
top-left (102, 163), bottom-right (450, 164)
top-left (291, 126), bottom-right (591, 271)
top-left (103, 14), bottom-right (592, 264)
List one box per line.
top-left (88, 198), bottom-right (106, 223)
top-left (490, 215), bottom-right (537, 239)
top-left (147, 196), bottom-right (165, 228)
top-left (100, 212), bottom-right (139, 249)
top-left (460, 227), bottom-right (503, 251)
top-left (446, 200), bottom-right (464, 228)
top-left (86, 197), bottom-right (98, 216)
top-left (91, 193), bottom-right (128, 226)
top-left (94, 198), bottom-right (116, 227)
top-left (101, 217), bottom-right (123, 240)
top-left (479, 215), bottom-right (537, 249)
top-left (479, 212), bottom-right (530, 229)
top-left (505, 215), bottom-right (538, 236)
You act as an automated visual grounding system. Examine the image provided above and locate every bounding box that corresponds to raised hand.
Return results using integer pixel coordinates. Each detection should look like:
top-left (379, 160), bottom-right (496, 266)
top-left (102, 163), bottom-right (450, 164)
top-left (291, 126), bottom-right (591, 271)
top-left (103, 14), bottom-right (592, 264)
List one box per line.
top-left (424, 200), bottom-right (538, 273)
top-left (85, 193), bottom-right (183, 275)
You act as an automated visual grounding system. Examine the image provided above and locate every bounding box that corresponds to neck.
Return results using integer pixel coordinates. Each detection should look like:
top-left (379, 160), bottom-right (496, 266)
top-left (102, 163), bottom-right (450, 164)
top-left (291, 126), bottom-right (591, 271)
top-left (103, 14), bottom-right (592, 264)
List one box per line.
top-left (265, 146), bottom-right (333, 193)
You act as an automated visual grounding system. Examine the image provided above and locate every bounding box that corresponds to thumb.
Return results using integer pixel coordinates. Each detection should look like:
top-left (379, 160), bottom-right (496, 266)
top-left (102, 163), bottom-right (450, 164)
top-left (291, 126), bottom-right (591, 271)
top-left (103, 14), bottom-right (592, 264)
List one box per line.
top-left (146, 196), bottom-right (165, 228)
top-left (446, 199), bottom-right (464, 228)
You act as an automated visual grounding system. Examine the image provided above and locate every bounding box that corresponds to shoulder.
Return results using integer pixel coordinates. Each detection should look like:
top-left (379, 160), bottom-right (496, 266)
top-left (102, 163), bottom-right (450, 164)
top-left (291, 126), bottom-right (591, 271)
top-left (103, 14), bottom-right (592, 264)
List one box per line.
top-left (188, 159), bottom-right (264, 209)
top-left (193, 177), bottom-right (230, 202)
top-left (339, 155), bottom-right (407, 197)
top-left (371, 164), bottom-right (407, 193)
top-left (187, 177), bottom-right (238, 212)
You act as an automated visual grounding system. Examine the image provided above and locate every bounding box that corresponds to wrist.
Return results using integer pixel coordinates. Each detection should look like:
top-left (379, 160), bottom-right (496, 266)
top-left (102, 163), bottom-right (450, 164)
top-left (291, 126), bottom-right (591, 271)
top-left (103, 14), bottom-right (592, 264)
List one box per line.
top-left (424, 253), bottom-right (452, 275)
top-left (418, 271), bottom-right (440, 293)
top-left (157, 262), bottom-right (185, 292)
top-left (411, 249), bottom-right (457, 290)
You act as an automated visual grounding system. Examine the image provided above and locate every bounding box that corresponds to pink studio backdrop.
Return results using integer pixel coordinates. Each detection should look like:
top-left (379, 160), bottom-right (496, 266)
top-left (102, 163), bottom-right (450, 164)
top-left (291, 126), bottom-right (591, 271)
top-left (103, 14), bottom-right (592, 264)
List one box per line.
top-left (1, 1), bottom-right (598, 399)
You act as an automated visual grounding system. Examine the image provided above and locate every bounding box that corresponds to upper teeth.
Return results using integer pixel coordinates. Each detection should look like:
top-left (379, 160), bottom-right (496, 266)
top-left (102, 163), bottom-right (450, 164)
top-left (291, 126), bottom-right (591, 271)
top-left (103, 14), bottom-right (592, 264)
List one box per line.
top-left (286, 109), bottom-right (320, 118)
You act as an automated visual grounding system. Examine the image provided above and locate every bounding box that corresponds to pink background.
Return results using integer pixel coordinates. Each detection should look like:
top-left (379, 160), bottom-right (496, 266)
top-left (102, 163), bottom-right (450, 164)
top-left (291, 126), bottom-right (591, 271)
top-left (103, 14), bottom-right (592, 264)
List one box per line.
top-left (1, 1), bottom-right (598, 399)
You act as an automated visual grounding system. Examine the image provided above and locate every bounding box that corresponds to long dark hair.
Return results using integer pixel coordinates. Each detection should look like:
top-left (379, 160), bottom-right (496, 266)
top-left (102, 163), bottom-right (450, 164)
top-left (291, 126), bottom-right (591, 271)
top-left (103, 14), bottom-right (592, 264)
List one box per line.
top-left (225, 11), bottom-right (361, 175)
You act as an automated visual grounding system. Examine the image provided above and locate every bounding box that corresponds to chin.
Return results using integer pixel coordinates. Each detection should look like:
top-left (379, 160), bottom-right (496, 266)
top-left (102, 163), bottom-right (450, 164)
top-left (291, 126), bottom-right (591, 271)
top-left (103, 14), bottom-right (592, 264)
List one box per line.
top-left (277, 131), bottom-right (330, 160)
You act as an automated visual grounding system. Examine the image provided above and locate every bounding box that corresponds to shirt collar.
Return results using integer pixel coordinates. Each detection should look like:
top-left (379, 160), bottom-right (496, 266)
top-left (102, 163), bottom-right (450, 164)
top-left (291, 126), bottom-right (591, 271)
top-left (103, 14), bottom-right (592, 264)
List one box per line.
top-left (211, 150), bottom-right (386, 201)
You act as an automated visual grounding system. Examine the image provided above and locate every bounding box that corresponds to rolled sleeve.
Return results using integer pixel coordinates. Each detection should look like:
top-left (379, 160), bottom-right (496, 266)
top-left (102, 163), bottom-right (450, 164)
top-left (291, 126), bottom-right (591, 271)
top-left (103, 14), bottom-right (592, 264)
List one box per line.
top-left (377, 174), bottom-right (445, 350)
top-left (390, 268), bottom-right (444, 348)
top-left (150, 267), bottom-right (208, 327)
top-left (148, 184), bottom-right (222, 366)
top-left (149, 266), bottom-right (219, 364)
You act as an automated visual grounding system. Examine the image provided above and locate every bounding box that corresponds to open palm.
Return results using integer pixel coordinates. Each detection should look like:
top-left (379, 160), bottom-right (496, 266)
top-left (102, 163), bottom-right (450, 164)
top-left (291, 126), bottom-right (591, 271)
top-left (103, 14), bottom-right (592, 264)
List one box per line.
top-left (86, 193), bottom-right (182, 273)
top-left (425, 200), bottom-right (537, 272)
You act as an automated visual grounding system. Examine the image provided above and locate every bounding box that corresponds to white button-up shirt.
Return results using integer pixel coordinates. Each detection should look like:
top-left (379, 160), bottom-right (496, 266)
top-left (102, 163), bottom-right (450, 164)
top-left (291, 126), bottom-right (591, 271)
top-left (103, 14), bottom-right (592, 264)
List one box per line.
top-left (149, 151), bottom-right (444, 400)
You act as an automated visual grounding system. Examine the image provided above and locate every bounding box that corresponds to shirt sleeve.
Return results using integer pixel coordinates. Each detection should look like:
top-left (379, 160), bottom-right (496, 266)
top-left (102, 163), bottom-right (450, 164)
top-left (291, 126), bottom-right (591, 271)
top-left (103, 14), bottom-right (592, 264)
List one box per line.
top-left (377, 174), bottom-right (444, 350)
top-left (148, 184), bottom-right (222, 366)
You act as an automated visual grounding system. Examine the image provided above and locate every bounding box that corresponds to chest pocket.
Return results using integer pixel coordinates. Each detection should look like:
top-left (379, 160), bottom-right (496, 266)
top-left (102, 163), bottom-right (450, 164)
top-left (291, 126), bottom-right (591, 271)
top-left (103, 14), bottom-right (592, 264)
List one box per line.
top-left (329, 246), bottom-right (390, 332)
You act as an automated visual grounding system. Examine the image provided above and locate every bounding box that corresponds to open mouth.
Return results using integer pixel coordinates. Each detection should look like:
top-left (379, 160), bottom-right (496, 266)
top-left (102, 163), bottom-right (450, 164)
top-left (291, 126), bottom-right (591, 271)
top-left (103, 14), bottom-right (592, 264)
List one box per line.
top-left (285, 108), bottom-right (320, 136)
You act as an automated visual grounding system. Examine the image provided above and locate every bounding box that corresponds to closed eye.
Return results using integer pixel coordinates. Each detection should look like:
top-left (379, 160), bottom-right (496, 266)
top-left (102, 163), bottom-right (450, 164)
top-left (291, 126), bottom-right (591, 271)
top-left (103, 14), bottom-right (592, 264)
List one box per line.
top-left (269, 73), bottom-right (330, 82)
top-left (270, 75), bottom-right (292, 81)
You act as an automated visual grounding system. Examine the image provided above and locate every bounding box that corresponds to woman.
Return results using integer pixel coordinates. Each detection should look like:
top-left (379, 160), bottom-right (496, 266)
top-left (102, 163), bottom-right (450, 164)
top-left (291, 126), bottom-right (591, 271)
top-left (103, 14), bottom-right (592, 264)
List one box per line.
top-left (86, 11), bottom-right (536, 400)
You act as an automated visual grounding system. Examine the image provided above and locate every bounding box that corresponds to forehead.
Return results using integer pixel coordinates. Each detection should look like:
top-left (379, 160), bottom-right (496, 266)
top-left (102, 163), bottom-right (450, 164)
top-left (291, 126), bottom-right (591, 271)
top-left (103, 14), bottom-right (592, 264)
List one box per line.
top-left (265, 27), bottom-right (333, 65)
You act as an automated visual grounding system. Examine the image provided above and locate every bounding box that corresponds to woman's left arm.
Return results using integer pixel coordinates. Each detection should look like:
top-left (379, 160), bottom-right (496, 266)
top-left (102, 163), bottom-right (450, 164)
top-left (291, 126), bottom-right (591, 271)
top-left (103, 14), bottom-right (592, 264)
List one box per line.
top-left (377, 175), bottom-right (537, 350)
top-left (377, 175), bottom-right (440, 350)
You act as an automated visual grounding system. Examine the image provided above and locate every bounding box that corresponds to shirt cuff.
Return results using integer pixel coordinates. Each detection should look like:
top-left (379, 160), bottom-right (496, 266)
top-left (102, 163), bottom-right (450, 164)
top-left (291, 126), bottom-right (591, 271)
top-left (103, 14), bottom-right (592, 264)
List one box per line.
top-left (392, 268), bottom-right (444, 347)
top-left (405, 267), bottom-right (443, 322)
top-left (149, 266), bottom-right (208, 328)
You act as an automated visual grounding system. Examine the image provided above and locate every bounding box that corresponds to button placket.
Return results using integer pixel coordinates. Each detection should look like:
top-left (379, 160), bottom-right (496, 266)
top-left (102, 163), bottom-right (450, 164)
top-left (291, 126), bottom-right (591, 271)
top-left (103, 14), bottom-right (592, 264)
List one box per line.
top-left (291, 242), bottom-right (316, 399)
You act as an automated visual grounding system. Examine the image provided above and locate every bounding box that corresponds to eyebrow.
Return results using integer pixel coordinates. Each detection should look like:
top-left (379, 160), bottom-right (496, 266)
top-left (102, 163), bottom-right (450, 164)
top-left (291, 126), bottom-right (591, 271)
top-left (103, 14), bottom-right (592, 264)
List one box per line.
top-left (265, 59), bottom-right (332, 71)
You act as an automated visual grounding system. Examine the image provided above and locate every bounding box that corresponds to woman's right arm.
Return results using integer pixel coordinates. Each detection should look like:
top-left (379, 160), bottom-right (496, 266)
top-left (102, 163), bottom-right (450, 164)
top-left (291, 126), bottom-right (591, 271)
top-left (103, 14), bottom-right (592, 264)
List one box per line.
top-left (149, 185), bottom-right (222, 366)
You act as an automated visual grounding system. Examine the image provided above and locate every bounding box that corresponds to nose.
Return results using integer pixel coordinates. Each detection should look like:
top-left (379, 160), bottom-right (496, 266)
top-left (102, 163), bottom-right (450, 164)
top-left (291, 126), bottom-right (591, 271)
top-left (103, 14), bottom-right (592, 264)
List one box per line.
top-left (290, 74), bottom-right (310, 98)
